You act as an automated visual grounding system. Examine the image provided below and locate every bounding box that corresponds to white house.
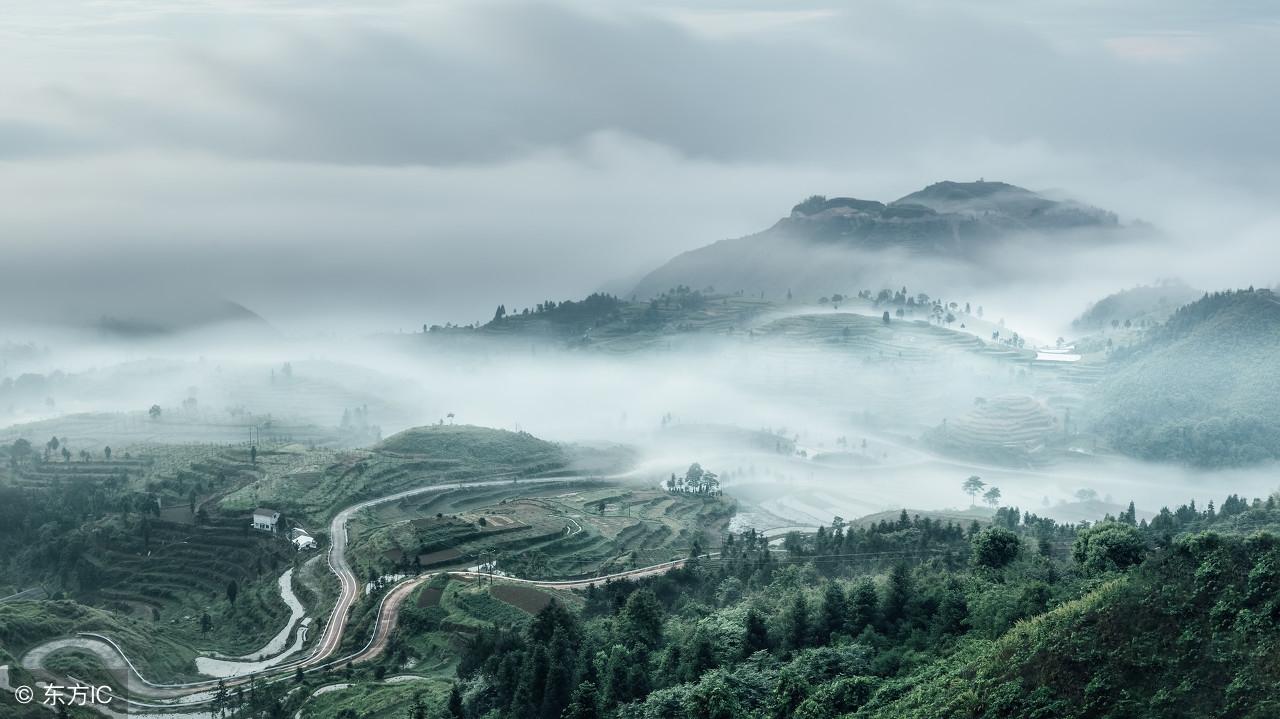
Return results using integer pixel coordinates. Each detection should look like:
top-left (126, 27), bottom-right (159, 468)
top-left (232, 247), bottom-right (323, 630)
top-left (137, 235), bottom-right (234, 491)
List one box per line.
top-left (252, 508), bottom-right (281, 533)
top-left (290, 527), bottom-right (317, 551)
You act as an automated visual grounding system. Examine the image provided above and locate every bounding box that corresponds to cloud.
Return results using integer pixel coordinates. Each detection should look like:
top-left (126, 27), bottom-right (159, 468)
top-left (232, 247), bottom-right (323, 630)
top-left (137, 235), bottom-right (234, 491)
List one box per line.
top-left (0, 0), bottom-right (1279, 331)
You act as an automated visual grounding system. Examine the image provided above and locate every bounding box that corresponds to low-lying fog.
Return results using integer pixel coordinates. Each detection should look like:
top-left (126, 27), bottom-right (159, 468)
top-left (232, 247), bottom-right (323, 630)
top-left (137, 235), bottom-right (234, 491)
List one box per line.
top-left (3, 323), bottom-right (1275, 531)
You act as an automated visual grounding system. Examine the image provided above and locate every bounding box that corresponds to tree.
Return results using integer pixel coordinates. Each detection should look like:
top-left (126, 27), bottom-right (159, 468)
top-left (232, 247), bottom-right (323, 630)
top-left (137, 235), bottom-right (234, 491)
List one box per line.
top-left (684, 628), bottom-right (718, 681)
top-left (773, 670), bottom-right (811, 719)
top-left (847, 580), bottom-right (878, 635)
top-left (621, 589), bottom-right (664, 650)
top-left (881, 563), bottom-right (912, 632)
top-left (294, 667), bottom-right (304, 684)
top-left (962, 476), bottom-right (985, 506)
top-left (1072, 522), bottom-right (1145, 573)
top-left (10, 438), bottom-right (32, 465)
top-left (200, 612), bottom-right (212, 634)
top-left (685, 463), bottom-right (705, 490)
top-left (818, 582), bottom-right (847, 644)
top-left (882, 311), bottom-right (891, 324)
top-left (149, 404), bottom-right (162, 420)
top-left (562, 681), bottom-right (600, 719)
top-left (62, 447), bottom-right (71, 463)
top-left (249, 446), bottom-right (257, 465)
top-left (539, 627), bottom-right (574, 719)
top-left (983, 487), bottom-right (1002, 509)
top-left (784, 592), bottom-right (810, 652)
top-left (226, 580), bottom-right (238, 605)
top-left (688, 671), bottom-right (743, 719)
top-left (104, 446), bottom-right (112, 461)
top-left (743, 606), bottom-right (770, 656)
top-left (971, 527), bottom-right (1021, 569)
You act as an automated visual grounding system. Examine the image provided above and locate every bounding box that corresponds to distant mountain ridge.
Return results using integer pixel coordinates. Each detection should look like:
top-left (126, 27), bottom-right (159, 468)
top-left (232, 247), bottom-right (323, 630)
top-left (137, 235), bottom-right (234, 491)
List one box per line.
top-left (632, 180), bottom-right (1126, 299)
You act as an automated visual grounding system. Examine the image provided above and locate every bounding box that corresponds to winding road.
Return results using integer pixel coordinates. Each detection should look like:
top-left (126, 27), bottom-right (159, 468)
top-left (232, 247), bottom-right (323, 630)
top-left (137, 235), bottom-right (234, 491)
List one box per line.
top-left (14, 475), bottom-right (695, 716)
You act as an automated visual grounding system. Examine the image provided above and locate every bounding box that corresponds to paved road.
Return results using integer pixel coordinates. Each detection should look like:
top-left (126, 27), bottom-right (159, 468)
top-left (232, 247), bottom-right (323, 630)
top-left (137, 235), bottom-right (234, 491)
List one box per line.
top-left (16, 474), bottom-right (704, 714)
top-left (348, 558), bottom-right (699, 665)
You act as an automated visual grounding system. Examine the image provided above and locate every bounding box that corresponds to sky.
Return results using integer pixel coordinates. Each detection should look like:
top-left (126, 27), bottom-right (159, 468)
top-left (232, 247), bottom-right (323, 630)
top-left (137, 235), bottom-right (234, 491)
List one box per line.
top-left (2, 0), bottom-right (1280, 333)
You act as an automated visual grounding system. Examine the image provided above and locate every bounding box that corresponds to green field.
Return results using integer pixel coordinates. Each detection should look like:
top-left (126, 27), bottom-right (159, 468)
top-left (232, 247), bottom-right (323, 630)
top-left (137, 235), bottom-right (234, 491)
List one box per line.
top-left (345, 480), bottom-right (734, 582)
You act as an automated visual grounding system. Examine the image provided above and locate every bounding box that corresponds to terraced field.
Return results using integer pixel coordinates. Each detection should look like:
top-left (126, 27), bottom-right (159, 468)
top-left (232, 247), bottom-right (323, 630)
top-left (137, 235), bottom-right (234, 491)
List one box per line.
top-left (221, 425), bottom-right (582, 527)
top-left (346, 481), bottom-right (734, 583)
top-left (927, 394), bottom-right (1061, 464)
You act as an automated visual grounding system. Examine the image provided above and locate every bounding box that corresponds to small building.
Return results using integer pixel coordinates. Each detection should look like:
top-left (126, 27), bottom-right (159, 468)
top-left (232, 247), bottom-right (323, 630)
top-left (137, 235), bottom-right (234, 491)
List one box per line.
top-left (290, 527), bottom-right (317, 551)
top-left (252, 508), bottom-right (281, 533)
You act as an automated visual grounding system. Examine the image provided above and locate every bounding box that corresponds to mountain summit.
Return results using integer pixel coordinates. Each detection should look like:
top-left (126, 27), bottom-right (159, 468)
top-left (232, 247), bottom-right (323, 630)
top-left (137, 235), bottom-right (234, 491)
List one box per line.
top-left (632, 180), bottom-right (1125, 299)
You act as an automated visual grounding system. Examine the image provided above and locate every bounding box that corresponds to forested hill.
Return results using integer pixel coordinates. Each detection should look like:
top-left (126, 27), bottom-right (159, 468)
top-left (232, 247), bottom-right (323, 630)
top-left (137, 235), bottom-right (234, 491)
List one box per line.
top-left (631, 180), bottom-right (1125, 300)
top-left (1072, 280), bottom-right (1201, 331)
top-left (448, 493), bottom-right (1280, 719)
top-left (1094, 288), bottom-right (1280, 467)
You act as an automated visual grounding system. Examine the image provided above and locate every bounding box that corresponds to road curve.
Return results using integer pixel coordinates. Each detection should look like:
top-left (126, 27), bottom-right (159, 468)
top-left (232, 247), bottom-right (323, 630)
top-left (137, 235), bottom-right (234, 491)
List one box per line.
top-left (17, 475), bottom-right (702, 714)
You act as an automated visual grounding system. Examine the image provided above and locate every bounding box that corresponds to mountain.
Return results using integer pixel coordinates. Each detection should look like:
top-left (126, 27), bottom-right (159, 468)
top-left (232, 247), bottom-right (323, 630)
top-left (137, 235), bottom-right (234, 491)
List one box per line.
top-left (1092, 288), bottom-right (1280, 466)
top-left (632, 180), bottom-right (1124, 300)
top-left (1073, 280), bottom-right (1202, 331)
top-left (95, 298), bottom-right (272, 338)
top-left (0, 289), bottom-right (273, 339)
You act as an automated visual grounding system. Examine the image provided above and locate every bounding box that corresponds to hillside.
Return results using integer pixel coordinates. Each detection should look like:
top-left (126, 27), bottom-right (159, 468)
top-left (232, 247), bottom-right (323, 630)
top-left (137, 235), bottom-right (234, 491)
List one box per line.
top-left (928, 394), bottom-right (1061, 465)
top-left (1073, 280), bottom-right (1201, 331)
top-left (632, 180), bottom-right (1125, 299)
top-left (447, 489), bottom-right (1280, 719)
top-left (854, 530), bottom-right (1280, 718)
top-left (376, 424), bottom-right (566, 470)
top-left (1093, 288), bottom-right (1280, 466)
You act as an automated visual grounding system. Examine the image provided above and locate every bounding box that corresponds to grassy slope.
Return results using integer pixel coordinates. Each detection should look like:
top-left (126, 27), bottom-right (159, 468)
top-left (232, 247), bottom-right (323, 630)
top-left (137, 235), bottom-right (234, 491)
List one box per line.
top-left (224, 425), bottom-right (573, 527)
top-left (376, 425), bottom-right (565, 472)
top-left (0, 599), bottom-right (198, 681)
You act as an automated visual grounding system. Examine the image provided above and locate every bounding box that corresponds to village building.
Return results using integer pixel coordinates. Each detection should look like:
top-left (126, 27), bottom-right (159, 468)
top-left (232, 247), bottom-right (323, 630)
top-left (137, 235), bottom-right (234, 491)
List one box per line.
top-left (252, 508), bottom-right (281, 533)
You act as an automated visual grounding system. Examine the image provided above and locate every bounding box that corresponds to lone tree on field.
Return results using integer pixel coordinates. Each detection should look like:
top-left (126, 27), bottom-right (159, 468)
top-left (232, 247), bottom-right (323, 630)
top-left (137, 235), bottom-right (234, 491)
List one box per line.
top-left (962, 476), bottom-right (985, 506)
top-left (882, 311), bottom-right (891, 324)
top-left (104, 446), bottom-right (111, 461)
top-left (226, 580), bottom-right (238, 606)
top-left (149, 404), bottom-right (162, 420)
top-left (983, 486), bottom-right (1002, 509)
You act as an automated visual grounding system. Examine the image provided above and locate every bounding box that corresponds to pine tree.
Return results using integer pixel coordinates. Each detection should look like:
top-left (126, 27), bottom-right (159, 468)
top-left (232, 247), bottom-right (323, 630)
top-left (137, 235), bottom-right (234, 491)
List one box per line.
top-left (562, 681), bottom-right (601, 719)
top-left (683, 628), bottom-right (717, 682)
top-left (818, 582), bottom-right (847, 644)
top-left (785, 592), bottom-right (810, 652)
top-left (847, 580), bottom-right (878, 635)
top-left (539, 627), bottom-right (575, 719)
top-left (881, 563), bottom-right (912, 633)
top-left (743, 607), bottom-right (770, 656)
top-left (621, 589), bottom-right (664, 650)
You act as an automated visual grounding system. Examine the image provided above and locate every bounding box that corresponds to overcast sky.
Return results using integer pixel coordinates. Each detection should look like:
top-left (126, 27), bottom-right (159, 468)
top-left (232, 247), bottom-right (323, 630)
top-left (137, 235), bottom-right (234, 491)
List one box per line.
top-left (2, 0), bottom-right (1279, 332)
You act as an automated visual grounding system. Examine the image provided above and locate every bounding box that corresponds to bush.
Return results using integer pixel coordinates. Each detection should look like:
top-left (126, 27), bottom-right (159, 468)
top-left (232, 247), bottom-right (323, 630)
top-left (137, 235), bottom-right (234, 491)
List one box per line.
top-left (1072, 522), bottom-right (1145, 573)
top-left (971, 527), bottom-right (1021, 569)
